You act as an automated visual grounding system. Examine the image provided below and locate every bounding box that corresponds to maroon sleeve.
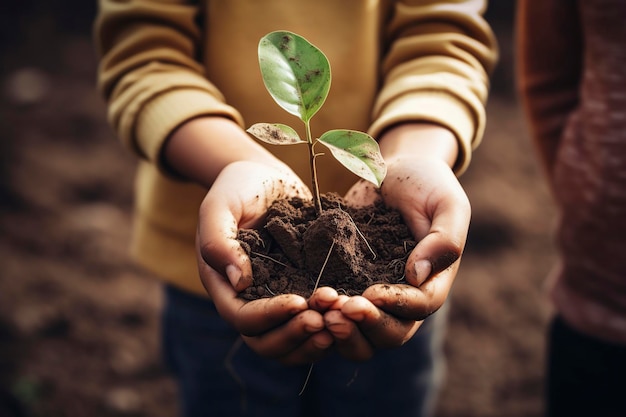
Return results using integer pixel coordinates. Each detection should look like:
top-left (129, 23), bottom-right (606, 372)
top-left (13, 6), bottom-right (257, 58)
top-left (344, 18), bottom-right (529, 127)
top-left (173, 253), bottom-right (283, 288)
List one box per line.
top-left (516, 0), bottom-right (583, 178)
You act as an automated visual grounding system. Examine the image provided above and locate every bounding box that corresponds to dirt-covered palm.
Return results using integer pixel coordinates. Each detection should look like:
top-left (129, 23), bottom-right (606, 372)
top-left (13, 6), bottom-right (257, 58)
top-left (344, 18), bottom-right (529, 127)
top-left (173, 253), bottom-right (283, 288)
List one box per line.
top-left (320, 156), bottom-right (470, 358)
top-left (198, 160), bottom-right (311, 288)
top-left (197, 160), bottom-right (336, 363)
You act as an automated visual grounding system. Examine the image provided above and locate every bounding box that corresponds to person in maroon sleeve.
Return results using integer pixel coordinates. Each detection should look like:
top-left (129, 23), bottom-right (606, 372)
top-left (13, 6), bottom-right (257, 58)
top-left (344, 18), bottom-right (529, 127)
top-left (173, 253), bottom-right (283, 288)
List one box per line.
top-left (517, 1), bottom-right (626, 416)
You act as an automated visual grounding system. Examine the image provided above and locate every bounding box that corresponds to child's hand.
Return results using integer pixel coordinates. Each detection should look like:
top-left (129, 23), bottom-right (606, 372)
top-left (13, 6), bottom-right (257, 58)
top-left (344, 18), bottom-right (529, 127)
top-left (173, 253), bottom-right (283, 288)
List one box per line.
top-left (198, 255), bottom-right (334, 364)
top-left (309, 288), bottom-right (420, 361)
top-left (324, 141), bottom-right (470, 359)
top-left (358, 155), bottom-right (469, 316)
top-left (196, 160), bottom-right (336, 363)
top-left (197, 160), bottom-right (310, 291)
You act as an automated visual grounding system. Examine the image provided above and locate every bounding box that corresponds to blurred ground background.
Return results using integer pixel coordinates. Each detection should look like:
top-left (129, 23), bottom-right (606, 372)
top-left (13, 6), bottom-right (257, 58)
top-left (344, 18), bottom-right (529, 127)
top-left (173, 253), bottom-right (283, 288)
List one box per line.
top-left (0, 2), bottom-right (556, 416)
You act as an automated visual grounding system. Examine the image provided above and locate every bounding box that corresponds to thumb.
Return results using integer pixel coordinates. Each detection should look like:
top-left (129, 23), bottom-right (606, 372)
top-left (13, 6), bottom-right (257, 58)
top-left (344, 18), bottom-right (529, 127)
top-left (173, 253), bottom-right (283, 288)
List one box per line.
top-left (197, 195), bottom-right (253, 292)
top-left (406, 231), bottom-right (463, 287)
top-left (403, 199), bottom-right (469, 287)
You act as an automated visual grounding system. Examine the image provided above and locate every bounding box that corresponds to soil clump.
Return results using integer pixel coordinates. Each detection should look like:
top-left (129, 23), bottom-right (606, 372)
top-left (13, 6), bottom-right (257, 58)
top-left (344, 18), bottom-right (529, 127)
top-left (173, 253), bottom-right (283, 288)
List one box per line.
top-left (238, 193), bottom-right (416, 300)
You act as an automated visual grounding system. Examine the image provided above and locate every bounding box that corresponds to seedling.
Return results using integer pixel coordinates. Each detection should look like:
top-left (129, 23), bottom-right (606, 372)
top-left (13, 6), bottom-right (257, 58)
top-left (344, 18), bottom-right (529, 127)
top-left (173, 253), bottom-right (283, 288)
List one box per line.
top-left (247, 31), bottom-right (387, 214)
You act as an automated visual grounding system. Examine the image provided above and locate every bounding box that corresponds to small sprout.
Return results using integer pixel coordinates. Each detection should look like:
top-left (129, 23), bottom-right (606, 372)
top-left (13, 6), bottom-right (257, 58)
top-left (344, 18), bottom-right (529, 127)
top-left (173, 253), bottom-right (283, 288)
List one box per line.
top-left (247, 31), bottom-right (387, 214)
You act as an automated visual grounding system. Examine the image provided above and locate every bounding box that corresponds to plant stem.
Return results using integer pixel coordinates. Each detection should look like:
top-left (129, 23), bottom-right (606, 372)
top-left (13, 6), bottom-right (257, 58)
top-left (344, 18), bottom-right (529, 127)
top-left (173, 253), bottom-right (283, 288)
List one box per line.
top-left (305, 121), bottom-right (322, 214)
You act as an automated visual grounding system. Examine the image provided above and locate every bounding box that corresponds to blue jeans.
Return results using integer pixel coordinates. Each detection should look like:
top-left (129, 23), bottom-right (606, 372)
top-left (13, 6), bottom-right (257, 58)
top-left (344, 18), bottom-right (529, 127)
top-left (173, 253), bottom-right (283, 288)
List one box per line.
top-left (162, 285), bottom-right (447, 417)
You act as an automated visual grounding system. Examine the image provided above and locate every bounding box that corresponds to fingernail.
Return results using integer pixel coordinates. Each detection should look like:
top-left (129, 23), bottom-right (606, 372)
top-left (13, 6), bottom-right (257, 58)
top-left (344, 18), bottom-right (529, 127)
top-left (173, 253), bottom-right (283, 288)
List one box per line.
top-left (414, 260), bottom-right (432, 285)
top-left (225, 264), bottom-right (242, 288)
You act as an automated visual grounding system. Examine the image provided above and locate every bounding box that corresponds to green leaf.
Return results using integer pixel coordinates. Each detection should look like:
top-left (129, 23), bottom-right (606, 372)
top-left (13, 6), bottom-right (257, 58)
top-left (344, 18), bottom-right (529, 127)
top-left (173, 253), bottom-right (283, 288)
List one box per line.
top-left (318, 130), bottom-right (387, 187)
top-left (258, 31), bottom-right (331, 123)
top-left (247, 123), bottom-right (305, 145)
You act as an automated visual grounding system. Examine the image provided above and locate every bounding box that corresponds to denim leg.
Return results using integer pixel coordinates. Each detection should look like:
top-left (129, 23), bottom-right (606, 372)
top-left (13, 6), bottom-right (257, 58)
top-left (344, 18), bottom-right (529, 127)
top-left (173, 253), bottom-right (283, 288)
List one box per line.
top-left (162, 285), bottom-right (311, 417)
top-left (303, 304), bottom-right (448, 417)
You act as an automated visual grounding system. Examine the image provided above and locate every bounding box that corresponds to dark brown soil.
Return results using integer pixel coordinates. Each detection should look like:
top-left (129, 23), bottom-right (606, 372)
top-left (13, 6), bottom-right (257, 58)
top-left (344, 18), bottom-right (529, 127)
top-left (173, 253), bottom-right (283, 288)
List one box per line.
top-left (238, 193), bottom-right (416, 300)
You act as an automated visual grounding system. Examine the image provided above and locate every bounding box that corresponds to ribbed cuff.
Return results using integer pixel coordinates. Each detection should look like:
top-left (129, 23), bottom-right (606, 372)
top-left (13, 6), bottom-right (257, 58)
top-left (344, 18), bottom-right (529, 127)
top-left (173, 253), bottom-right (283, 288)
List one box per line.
top-left (135, 88), bottom-right (244, 165)
top-left (369, 91), bottom-right (482, 176)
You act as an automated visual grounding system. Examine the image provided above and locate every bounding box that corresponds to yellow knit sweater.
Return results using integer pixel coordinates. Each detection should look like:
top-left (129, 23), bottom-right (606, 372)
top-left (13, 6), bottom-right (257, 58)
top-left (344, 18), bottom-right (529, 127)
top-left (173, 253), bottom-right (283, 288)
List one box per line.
top-left (95, 0), bottom-right (497, 295)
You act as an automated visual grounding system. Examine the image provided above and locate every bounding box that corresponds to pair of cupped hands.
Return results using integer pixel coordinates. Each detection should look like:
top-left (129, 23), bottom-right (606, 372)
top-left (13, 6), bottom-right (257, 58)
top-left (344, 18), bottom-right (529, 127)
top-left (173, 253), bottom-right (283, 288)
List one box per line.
top-left (193, 124), bottom-right (471, 365)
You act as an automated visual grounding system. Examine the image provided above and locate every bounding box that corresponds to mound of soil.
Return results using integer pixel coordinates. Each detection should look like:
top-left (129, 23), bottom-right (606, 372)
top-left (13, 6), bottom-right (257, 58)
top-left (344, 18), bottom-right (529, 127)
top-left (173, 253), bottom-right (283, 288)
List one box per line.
top-left (238, 193), bottom-right (416, 300)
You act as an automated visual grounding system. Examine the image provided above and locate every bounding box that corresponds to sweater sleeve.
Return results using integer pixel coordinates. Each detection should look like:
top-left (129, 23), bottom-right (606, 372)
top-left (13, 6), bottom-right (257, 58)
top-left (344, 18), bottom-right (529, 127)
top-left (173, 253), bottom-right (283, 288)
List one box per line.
top-left (94, 0), bottom-right (244, 165)
top-left (370, 0), bottom-right (497, 175)
top-left (516, 0), bottom-right (582, 177)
